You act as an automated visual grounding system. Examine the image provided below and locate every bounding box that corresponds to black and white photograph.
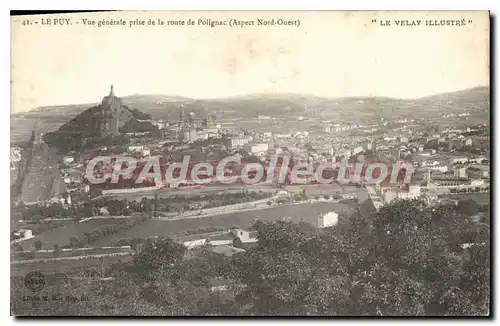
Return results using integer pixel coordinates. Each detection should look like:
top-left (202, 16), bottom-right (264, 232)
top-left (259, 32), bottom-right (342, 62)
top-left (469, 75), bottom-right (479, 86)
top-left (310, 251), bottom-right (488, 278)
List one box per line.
top-left (9, 10), bottom-right (491, 316)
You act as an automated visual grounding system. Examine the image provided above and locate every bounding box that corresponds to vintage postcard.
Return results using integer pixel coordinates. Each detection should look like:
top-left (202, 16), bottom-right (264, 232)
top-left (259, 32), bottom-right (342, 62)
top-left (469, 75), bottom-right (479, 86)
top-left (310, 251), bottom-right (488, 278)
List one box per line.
top-left (10, 11), bottom-right (490, 316)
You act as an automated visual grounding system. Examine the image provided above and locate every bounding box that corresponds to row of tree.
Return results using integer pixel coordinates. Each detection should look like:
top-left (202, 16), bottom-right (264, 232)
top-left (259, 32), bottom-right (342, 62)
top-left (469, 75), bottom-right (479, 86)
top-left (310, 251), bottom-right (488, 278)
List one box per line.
top-left (65, 216), bottom-right (149, 249)
top-left (91, 191), bottom-right (273, 216)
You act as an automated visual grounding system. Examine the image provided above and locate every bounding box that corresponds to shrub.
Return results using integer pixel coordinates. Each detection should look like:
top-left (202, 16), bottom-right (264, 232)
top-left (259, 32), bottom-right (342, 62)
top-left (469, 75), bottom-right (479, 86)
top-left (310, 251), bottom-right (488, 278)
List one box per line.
top-left (33, 240), bottom-right (42, 251)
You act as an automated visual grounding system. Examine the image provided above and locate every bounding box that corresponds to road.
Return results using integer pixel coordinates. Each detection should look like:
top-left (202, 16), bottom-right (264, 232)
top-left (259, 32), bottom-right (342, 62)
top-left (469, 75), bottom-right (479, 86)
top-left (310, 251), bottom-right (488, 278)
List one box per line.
top-left (98, 183), bottom-right (367, 201)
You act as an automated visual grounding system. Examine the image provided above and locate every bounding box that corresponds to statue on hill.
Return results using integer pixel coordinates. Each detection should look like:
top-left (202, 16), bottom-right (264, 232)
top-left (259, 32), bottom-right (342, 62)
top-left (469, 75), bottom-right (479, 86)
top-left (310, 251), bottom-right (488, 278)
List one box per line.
top-left (100, 84), bottom-right (134, 137)
top-left (44, 85), bottom-right (155, 153)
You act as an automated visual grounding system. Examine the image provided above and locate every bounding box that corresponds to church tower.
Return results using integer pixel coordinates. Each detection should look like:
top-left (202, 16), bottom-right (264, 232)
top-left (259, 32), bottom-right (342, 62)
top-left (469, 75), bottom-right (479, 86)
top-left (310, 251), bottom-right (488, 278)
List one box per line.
top-left (178, 105), bottom-right (186, 128)
top-left (30, 123), bottom-right (36, 143)
top-left (100, 84), bottom-right (129, 137)
top-left (102, 84), bottom-right (119, 107)
top-left (30, 122), bottom-right (43, 145)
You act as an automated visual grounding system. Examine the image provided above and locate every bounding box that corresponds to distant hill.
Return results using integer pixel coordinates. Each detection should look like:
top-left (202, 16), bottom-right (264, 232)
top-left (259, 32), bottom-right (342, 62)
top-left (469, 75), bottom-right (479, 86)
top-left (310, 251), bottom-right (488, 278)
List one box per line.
top-left (10, 86), bottom-right (489, 143)
top-left (419, 86), bottom-right (490, 102)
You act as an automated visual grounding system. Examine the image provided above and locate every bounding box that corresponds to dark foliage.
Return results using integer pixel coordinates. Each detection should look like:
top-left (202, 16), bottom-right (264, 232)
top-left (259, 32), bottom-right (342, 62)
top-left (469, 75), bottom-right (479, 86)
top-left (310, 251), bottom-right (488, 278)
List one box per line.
top-left (11, 200), bottom-right (490, 316)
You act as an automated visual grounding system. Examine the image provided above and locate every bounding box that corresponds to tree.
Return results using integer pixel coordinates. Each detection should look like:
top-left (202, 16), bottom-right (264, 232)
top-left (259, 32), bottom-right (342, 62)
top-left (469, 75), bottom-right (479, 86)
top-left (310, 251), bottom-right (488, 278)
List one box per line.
top-left (53, 244), bottom-right (62, 258)
top-left (33, 240), bottom-right (42, 251)
top-left (231, 220), bottom-right (337, 315)
top-left (229, 200), bottom-right (490, 316)
top-left (457, 199), bottom-right (480, 216)
top-left (69, 237), bottom-right (78, 249)
top-left (11, 199), bottom-right (490, 316)
top-left (355, 200), bottom-right (489, 316)
top-left (128, 237), bottom-right (186, 282)
top-left (12, 243), bottom-right (23, 252)
top-left (300, 189), bottom-right (307, 199)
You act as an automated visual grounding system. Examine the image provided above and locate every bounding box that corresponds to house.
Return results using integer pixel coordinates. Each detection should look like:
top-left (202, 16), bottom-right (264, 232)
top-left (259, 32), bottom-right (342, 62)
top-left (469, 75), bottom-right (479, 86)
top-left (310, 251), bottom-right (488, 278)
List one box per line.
top-left (179, 234), bottom-right (208, 249)
top-left (317, 211), bottom-right (338, 228)
top-left (276, 190), bottom-right (291, 201)
top-left (231, 229), bottom-right (258, 244)
top-left (11, 146), bottom-right (22, 163)
top-left (128, 145), bottom-right (144, 152)
top-left (353, 146), bottom-right (364, 155)
top-left (268, 147), bottom-right (283, 156)
top-left (340, 193), bottom-right (357, 200)
top-left (208, 233), bottom-right (235, 246)
top-left (470, 179), bottom-right (485, 187)
top-left (454, 167), bottom-right (468, 178)
top-left (63, 156), bottom-right (75, 165)
top-left (227, 136), bottom-right (252, 149)
top-left (52, 193), bottom-right (72, 207)
top-left (452, 157), bottom-right (468, 165)
top-left (62, 168), bottom-right (83, 184)
top-left (209, 278), bottom-right (247, 292)
top-left (183, 238), bottom-right (207, 249)
top-left (380, 183), bottom-right (421, 204)
top-left (469, 156), bottom-right (487, 164)
top-left (182, 129), bottom-right (209, 143)
top-left (398, 184), bottom-right (421, 200)
top-left (250, 143), bottom-right (269, 155)
top-left (336, 149), bottom-right (352, 159)
top-left (420, 150), bottom-right (433, 157)
top-left (429, 165), bottom-right (448, 173)
top-left (12, 229), bottom-right (34, 243)
top-left (467, 166), bottom-right (490, 179)
top-left (152, 120), bottom-right (166, 130)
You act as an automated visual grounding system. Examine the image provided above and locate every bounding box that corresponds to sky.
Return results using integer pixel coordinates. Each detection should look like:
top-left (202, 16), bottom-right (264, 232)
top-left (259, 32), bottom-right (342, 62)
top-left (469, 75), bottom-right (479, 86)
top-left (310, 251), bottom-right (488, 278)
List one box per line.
top-left (11, 11), bottom-right (489, 113)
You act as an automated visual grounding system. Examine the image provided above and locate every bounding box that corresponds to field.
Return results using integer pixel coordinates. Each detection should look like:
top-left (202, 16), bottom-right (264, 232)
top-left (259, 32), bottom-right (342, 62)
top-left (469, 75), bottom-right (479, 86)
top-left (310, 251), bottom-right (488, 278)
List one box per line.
top-left (16, 219), bottom-right (125, 251)
top-left (11, 255), bottom-right (132, 276)
top-left (11, 202), bottom-right (356, 276)
top-left (11, 247), bottom-right (133, 261)
top-left (12, 220), bottom-right (75, 235)
top-left (92, 202), bottom-right (356, 246)
top-left (14, 195), bottom-right (359, 253)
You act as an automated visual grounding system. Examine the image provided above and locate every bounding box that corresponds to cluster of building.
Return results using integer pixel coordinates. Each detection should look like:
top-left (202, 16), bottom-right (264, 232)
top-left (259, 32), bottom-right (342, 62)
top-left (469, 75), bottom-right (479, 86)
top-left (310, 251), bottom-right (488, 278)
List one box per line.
top-left (179, 210), bottom-right (339, 251)
top-left (180, 228), bottom-right (258, 250)
top-left (10, 87), bottom-right (490, 218)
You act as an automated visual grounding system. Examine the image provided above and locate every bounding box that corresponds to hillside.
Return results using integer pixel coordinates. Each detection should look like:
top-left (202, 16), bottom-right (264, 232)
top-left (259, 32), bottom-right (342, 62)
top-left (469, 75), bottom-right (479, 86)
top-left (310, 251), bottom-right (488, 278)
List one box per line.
top-left (42, 87), bottom-right (159, 153)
